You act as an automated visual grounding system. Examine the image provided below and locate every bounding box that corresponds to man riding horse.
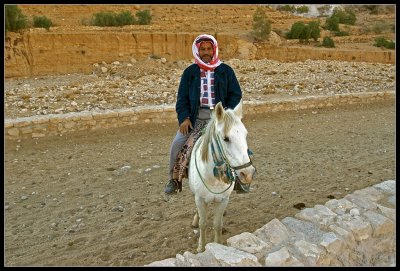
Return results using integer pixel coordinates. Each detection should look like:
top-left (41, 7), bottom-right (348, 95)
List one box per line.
top-left (164, 34), bottom-right (250, 195)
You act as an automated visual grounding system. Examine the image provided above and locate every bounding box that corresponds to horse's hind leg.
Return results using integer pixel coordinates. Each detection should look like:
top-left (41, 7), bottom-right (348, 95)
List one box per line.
top-left (213, 199), bottom-right (229, 244)
top-left (195, 196), bottom-right (207, 253)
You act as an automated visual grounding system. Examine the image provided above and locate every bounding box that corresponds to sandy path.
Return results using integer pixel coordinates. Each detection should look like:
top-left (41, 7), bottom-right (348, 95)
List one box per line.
top-left (4, 100), bottom-right (395, 266)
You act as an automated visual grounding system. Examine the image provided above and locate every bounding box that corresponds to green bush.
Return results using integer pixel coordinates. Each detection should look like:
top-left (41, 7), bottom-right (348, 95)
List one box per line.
top-left (5, 5), bottom-right (28, 33)
top-left (91, 10), bottom-right (151, 27)
top-left (33, 15), bottom-right (53, 30)
top-left (296, 6), bottom-right (309, 14)
top-left (286, 22), bottom-right (304, 39)
top-left (92, 11), bottom-right (135, 26)
top-left (322, 37), bottom-right (335, 48)
top-left (324, 15), bottom-right (340, 31)
top-left (373, 37), bottom-right (395, 49)
top-left (252, 7), bottom-right (272, 41)
top-left (331, 7), bottom-right (356, 25)
top-left (324, 7), bottom-right (356, 33)
top-left (317, 5), bottom-right (331, 17)
top-left (277, 5), bottom-right (296, 13)
top-left (116, 11), bottom-right (135, 25)
top-left (286, 21), bottom-right (320, 42)
top-left (92, 12), bottom-right (117, 26)
top-left (308, 21), bottom-right (321, 41)
top-left (136, 9), bottom-right (152, 25)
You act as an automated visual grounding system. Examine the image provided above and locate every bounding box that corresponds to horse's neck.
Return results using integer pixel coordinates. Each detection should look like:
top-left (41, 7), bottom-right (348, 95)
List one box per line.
top-left (194, 137), bottom-right (215, 172)
top-left (196, 136), bottom-right (234, 195)
top-left (198, 136), bottom-right (221, 179)
top-left (201, 137), bottom-right (216, 170)
top-left (211, 135), bottom-right (226, 162)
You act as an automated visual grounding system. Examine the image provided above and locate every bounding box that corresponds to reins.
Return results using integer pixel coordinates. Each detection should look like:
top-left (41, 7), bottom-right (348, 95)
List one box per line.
top-left (194, 138), bottom-right (234, 194)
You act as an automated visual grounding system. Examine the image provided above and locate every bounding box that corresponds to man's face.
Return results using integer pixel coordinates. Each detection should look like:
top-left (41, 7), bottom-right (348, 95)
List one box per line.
top-left (199, 42), bottom-right (214, 63)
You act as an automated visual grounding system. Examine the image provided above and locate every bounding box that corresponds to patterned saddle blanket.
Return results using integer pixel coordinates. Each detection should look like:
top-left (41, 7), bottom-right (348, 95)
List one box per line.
top-left (172, 119), bottom-right (209, 191)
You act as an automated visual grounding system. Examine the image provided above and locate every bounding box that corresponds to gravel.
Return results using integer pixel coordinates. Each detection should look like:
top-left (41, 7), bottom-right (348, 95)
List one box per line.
top-left (4, 58), bottom-right (395, 119)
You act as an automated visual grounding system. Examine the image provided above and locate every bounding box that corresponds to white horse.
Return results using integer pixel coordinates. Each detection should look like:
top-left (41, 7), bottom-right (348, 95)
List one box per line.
top-left (189, 100), bottom-right (256, 252)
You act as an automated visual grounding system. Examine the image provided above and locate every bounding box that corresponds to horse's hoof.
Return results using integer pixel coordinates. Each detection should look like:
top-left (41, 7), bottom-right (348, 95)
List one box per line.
top-left (197, 246), bottom-right (205, 253)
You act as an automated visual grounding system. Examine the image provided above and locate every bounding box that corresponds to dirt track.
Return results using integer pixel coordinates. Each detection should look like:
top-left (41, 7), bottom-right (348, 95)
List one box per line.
top-left (4, 99), bottom-right (395, 266)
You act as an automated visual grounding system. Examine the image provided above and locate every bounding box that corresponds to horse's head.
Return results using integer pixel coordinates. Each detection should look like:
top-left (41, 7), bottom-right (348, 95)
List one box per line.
top-left (213, 100), bottom-right (256, 184)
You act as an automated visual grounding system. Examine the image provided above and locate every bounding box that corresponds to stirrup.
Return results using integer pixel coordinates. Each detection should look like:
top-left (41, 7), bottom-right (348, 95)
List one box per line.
top-left (164, 179), bottom-right (178, 194)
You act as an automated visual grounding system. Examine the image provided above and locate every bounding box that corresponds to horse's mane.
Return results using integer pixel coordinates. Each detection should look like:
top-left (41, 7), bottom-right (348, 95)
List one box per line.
top-left (200, 109), bottom-right (238, 162)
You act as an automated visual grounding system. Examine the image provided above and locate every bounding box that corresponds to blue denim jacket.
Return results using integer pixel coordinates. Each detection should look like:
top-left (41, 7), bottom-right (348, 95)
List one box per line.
top-left (175, 63), bottom-right (242, 127)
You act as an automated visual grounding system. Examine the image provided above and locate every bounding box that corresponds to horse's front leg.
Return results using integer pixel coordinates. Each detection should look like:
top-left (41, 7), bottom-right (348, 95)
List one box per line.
top-left (213, 198), bottom-right (229, 244)
top-left (195, 196), bottom-right (207, 253)
top-left (192, 208), bottom-right (199, 228)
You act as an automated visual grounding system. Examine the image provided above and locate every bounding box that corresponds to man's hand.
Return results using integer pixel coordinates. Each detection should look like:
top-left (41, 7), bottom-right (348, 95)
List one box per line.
top-left (179, 118), bottom-right (193, 136)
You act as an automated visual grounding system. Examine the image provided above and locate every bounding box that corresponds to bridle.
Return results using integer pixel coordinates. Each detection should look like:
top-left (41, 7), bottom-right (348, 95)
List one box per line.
top-left (213, 134), bottom-right (254, 175)
top-left (194, 131), bottom-right (254, 194)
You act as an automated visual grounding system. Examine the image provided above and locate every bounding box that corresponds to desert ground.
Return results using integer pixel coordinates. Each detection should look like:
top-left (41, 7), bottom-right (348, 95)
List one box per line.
top-left (5, 99), bottom-right (395, 266)
top-left (4, 4), bottom-right (396, 266)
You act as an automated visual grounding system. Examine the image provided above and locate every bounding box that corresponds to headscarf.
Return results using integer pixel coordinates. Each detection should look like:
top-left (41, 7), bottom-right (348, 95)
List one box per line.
top-left (192, 34), bottom-right (222, 71)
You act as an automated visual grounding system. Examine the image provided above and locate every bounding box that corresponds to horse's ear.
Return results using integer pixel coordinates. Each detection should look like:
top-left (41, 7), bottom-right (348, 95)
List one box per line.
top-left (233, 99), bottom-right (243, 119)
top-left (215, 102), bottom-right (224, 121)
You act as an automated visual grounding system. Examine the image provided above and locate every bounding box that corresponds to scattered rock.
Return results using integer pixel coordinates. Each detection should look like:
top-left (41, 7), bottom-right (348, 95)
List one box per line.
top-left (114, 165), bottom-right (132, 176)
top-left (293, 203), bottom-right (306, 210)
top-left (111, 205), bottom-right (124, 212)
top-left (5, 59), bottom-right (395, 119)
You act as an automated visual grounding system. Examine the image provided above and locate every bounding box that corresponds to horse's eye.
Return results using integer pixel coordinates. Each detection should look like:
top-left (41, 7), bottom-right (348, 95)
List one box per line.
top-left (223, 136), bottom-right (230, 142)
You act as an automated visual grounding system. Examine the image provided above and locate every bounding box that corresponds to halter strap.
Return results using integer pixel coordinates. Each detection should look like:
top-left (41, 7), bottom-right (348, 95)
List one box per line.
top-left (214, 135), bottom-right (253, 171)
top-left (231, 161), bottom-right (253, 170)
top-left (194, 139), bottom-right (234, 194)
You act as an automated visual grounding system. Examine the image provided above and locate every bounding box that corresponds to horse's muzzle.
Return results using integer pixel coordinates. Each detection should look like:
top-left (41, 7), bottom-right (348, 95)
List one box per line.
top-left (238, 166), bottom-right (256, 184)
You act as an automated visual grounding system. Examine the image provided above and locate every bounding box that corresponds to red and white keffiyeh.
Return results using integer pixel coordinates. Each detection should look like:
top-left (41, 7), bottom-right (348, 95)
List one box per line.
top-left (192, 34), bottom-right (222, 71)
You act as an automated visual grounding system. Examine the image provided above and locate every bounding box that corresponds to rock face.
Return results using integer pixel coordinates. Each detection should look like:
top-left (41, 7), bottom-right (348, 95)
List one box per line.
top-left (5, 31), bottom-right (395, 78)
top-left (5, 4), bottom-right (395, 77)
top-left (4, 32), bottom-right (237, 77)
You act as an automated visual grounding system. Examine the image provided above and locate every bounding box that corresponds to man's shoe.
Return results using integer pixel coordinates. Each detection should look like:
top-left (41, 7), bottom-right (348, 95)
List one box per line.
top-left (234, 179), bottom-right (251, 194)
top-left (164, 179), bottom-right (178, 194)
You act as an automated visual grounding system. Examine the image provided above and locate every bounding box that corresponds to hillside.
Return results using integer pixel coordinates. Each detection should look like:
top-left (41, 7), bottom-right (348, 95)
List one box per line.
top-left (17, 4), bottom-right (395, 48)
top-left (4, 4), bottom-right (395, 78)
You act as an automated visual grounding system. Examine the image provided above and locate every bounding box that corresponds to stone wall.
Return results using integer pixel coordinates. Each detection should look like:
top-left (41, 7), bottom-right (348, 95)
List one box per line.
top-left (146, 180), bottom-right (396, 266)
top-left (4, 91), bottom-right (395, 141)
top-left (5, 31), bottom-right (394, 78)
